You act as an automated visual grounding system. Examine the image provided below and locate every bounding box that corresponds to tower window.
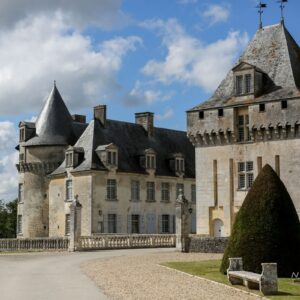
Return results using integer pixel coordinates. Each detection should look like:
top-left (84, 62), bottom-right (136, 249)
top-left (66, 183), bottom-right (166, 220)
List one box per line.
top-left (259, 103), bottom-right (265, 112)
top-left (281, 100), bottom-right (287, 109)
top-left (199, 111), bottom-right (204, 119)
top-left (218, 109), bottom-right (224, 117)
top-left (238, 161), bottom-right (254, 190)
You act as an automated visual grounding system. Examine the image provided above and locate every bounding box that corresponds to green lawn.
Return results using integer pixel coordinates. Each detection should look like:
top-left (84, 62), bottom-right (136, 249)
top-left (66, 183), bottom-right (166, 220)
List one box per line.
top-left (162, 260), bottom-right (300, 299)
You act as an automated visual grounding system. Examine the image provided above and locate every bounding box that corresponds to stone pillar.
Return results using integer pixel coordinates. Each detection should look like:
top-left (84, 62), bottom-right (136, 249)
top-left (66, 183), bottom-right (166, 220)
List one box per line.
top-left (69, 196), bottom-right (82, 252)
top-left (176, 190), bottom-right (192, 252)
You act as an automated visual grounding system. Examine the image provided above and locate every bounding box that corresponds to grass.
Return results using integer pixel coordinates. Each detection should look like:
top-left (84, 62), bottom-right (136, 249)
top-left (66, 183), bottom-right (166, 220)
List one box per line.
top-left (162, 260), bottom-right (300, 299)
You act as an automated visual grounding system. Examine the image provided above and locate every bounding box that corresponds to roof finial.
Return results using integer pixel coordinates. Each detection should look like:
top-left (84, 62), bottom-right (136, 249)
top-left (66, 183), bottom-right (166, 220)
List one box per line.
top-left (278, 0), bottom-right (288, 25)
top-left (257, 1), bottom-right (267, 29)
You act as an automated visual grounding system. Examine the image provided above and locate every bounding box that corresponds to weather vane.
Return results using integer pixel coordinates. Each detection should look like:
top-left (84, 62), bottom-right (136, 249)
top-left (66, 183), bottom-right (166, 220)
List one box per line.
top-left (257, 1), bottom-right (267, 29)
top-left (278, 0), bottom-right (288, 24)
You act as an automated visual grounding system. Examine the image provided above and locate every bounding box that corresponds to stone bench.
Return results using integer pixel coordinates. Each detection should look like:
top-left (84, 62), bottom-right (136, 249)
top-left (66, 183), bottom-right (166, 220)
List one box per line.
top-left (227, 257), bottom-right (278, 295)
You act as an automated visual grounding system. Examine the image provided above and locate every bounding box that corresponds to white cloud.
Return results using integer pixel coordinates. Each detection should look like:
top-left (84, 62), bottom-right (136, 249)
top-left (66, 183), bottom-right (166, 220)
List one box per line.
top-left (0, 0), bottom-right (127, 29)
top-left (0, 13), bottom-right (141, 114)
top-left (0, 122), bottom-right (18, 201)
top-left (202, 4), bottom-right (230, 26)
top-left (157, 108), bottom-right (174, 121)
top-left (141, 19), bottom-right (248, 93)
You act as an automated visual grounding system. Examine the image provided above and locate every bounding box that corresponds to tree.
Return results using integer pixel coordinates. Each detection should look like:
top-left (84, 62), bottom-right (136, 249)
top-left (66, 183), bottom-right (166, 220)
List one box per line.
top-left (0, 199), bottom-right (18, 238)
top-left (220, 164), bottom-right (300, 277)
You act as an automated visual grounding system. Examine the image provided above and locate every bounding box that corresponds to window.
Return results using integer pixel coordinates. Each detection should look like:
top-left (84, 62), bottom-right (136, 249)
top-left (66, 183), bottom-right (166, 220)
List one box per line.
top-left (19, 128), bottom-right (25, 142)
top-left (237, 114), bottom-right (250, 142)
top-left (66, 180), bottom-right (73, 201)
top-left (236, 75), bottom-right (243, 95)
top-left (131, 180), bottom-right (140, 201)
top-left (245, 74), bottom-right (252, 94)
top-left (162, 215), bottom-right (170, 233)
top-left (18, 183), bottom-right (24, 203)
top-left (107, 179), bottom-right (117, 200)
top-left (19, 153), bottom-right (25, 162)
top-left (176, 183), bottom-right (184, 198)
top-left (131, 214), bottom-right (140, 234)
top-left (66, 152), bottom-right (73, 168)
top-left (259, 103), bottom-right (265, 112)
top-left (146, 154), bottom-right (156, 169)
top-left (65, 214), bottom-right (71, 235)
top-left (238, 161), bottom-right (254, 190)
top-left (161, 182), bottom-right (170, 202)
top-left (175, 158), bottom-right (185, 173)
top-left (17, 215), bottom-right (22, 234)
top-left (281, 100), bottom-right (287, 109)
top-left (146, 182), bottom-right (155, 202)
top-left (107, 151), bottom-right (117, 165)
top-left (218, 108), bottom-right (224, 117)
top-left (108, 214), bottom-right (117, 233)
top-left (191, 184), bottom-right (196, 203)
top-left (199, 111), bottom-right (204, 119)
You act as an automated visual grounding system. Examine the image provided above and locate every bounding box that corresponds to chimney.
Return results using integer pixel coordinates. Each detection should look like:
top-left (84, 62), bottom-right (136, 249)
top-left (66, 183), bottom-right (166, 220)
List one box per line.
top-left (72, 114), bottom-right (86, 123)
top-left (135, 112), bottom-right (154, 137)
top-left (94, 105), bottom-right (106, 127)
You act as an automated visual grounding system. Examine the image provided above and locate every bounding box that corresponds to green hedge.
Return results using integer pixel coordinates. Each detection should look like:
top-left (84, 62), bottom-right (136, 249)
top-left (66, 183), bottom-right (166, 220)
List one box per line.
top-left (220, 164), bottom-right (300, 277)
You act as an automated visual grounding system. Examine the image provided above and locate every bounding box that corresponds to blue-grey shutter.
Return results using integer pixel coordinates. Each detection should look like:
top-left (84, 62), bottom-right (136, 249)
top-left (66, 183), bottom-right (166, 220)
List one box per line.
top-left (140, 214), bottom-right (145, 234)
top-left (127, 215), bottom-right (131, 234)
top-left (192, 212), bottom-right (196, 233)
top-left (117, 215), bottom-right (122, 233)
top-left (103, 215), bottom-right (108, 233)
top-left (169, 214), bottom-right (174, 233)
top-left (158, 215), bottom-right (162, 234)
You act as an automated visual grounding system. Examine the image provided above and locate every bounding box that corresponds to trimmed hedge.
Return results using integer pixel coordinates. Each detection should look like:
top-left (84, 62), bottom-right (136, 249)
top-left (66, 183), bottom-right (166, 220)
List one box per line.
top-left (220, 164), bottom-right (300, 277)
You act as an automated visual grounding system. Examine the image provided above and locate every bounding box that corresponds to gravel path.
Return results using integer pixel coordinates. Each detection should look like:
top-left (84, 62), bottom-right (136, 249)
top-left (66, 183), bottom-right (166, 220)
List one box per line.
top-left (82, 250), bottom-right (260, 300)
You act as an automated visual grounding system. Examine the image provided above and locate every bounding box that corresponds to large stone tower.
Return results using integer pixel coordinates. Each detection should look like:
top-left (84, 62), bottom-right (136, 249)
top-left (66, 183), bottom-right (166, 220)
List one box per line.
top-left (17, 84), bottom-right (75, 238)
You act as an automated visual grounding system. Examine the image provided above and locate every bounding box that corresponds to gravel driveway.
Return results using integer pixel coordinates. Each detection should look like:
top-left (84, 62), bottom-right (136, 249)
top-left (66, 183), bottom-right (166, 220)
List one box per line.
top-left (82, 250), bottom-right (260, 300)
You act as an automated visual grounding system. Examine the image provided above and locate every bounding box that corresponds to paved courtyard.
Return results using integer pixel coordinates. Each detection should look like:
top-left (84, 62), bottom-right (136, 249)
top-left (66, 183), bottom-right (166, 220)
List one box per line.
top-left (0, 248), bottom-right (259, 300)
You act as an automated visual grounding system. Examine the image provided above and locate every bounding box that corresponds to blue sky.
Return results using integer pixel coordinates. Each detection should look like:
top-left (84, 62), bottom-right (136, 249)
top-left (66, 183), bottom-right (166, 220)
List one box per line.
top-left (0, 0), bottom-right (299, 200)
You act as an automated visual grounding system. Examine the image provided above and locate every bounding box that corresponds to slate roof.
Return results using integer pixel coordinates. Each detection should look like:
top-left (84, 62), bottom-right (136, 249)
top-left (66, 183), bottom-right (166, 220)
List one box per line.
top-left (52, 118), bottom-right (195, 178)
top-left (189, 23), bottom-right (300, 111)
top-left (24, 85), bottom-right (87, 146)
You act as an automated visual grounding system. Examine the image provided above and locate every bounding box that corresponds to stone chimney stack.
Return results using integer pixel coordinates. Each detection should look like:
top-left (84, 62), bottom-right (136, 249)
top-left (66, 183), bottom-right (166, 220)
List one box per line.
top-left (135, 112), bottom-right (154, 137)
top-left (94, 105), bottom-right (107, 127)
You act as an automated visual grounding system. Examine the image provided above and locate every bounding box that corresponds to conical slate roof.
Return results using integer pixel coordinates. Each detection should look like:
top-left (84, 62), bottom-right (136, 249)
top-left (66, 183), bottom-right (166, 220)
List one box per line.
top-left (190, 23), bottom-right (300, 111)
top-left (25, 85), bottom-right (74, 146)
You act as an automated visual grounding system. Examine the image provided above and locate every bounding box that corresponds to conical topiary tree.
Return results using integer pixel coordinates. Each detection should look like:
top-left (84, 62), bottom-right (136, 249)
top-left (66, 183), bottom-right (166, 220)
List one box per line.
top-left (220, 164), bottom-right (300, 277)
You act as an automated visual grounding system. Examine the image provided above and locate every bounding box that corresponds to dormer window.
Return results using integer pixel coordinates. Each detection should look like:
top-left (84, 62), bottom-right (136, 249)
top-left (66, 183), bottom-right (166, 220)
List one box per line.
top-left (245, 74), bottom-right (252, 94)
top-left (66, 152), bottom-right (73, 168)
top-left (146, 154), bottom-right (156, 169)
top-left (96, 143), bottom-right (118, 169)
top-left (107, 150), bottom-right (117, 166)
top-left (236, 75), bottom-right (243, 95)
top-left (176, 157), bottom-right (185, 173)
top-left (65, 146), bottom-right (84, 168)
top-left (19, 128), bottom-right (25, 142)
top-left (143, 148), bottom-right (156, 171)
top-left (172, 153), bottom-right (185, 175)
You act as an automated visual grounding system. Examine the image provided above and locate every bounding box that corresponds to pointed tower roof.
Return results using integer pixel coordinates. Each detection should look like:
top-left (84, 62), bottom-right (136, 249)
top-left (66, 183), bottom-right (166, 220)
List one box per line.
top-left (190, 23), bottom-right (300, 111)
top-left (25, 84), bottom-right (74, 146)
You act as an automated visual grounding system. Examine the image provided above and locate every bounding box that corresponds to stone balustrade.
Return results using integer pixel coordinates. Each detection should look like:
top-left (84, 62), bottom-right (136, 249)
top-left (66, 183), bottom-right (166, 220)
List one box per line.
top-left (77, 234), bottom-right (176, 250)
top-left (0, 238), bottom-right (69, 251)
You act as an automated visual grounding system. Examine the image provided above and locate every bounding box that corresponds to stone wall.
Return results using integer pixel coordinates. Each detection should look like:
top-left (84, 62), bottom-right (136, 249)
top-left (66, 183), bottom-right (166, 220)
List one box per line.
top-left (188, 236), bottom-right (228, 253)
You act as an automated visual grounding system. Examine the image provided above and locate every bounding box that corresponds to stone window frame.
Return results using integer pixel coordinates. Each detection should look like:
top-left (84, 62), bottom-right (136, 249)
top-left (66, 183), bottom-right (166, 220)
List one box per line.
top-left (131, 180), bottom-right (140, 202)
top-left (106, 179), bottom-right (117, 201)
top-left (146, 181), bottom-right (155, 202)
top-left (65, 214), bottom-right (71, 236)
top-left (238, 161), bottom-right (254, 190)
top-left (161, 214), bottom-right (170, 233)
top-left (161, 182), bottom-right (170, 202)
top-left (107, 214), bottom-right (117, 233)
top-left (17, 215), bottom-right (22, 234)
top-left (131, 214), bottom-right (140, 234)
top-left (65, 179), bottom-right (73, 201)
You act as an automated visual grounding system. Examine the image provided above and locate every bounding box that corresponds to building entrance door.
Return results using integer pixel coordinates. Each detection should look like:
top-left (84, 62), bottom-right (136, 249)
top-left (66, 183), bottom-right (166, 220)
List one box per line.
top-left (213, 219), bottom-right (224, 237)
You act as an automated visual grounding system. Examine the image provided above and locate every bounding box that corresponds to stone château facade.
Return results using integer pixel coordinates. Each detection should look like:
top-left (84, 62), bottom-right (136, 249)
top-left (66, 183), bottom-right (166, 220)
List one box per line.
top-left (17, 86), bottom-right (195, 238)
top-left (187, 23), bottom-right (300, 237)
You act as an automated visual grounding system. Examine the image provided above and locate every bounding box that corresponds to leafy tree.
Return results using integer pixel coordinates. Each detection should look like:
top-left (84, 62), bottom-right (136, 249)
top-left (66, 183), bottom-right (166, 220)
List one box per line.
top-left (220, 164), bottom-right (300, 277)
top-left (0, 199), bottom-right (17, 238)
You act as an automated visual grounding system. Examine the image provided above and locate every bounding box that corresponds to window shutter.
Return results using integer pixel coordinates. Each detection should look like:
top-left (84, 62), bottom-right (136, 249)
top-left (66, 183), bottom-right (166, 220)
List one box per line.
top-left (140, 214), bottom-right (145, 234)
top-left (169, 214), bottom-right (174, 233)
top-left (127, 215), bottom-right (132, 234)
top-left (192, 212), bottom-right (196, 234)
top-left (158, 215), bottom-right (162, 234)
top-left (103, 215), bottom-right (108, 233)
top-left (117, 215), bottom-right (122, 233)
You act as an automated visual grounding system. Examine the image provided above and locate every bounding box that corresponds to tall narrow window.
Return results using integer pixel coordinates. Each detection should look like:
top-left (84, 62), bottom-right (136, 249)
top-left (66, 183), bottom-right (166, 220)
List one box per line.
top-left (238, 114), bottom-right (250, 142)
top-left (108, 214), bottom-right (117, 233)
top-left (19, 128), bottom-right (25, 142)
top-left (17, 215), bottom-right (22, 234)
top-left (238, 161), bottom-right (254, 190)
top-left (176, 183), bottom-right (184, 198)
top-left (175, 158), bottom-right (185, 173)
top-left (245, 74), bottom-right (252, 94)
top-left (66, 180), bottom-right (73, 201)
top-left (161, 215), bottom-right (170, 233)
top-left (131, 214), bottom-right (140, 234)
top-left (107, 179), bottom-right (117, 201)
top-left (191, 184), bottom-right (196, 203)
top-left (65, 214), bottom-right (71, 235)
top-left (107, 151), bottom-right (117, 165)
top-left (66, 152), bottom-right (73, 168)
top-left (18, 183), bottom-right (24, 203)
top-left (161, 182), bottom-right (170, 202)
top-left (146, 182), bottom-right (155, 202)
top-left (131, 180), bottom-right (140, 201)
top-left (146, 154), bottom-right (156, 169)
top-left (236, 75), bottom-right (243, 95)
